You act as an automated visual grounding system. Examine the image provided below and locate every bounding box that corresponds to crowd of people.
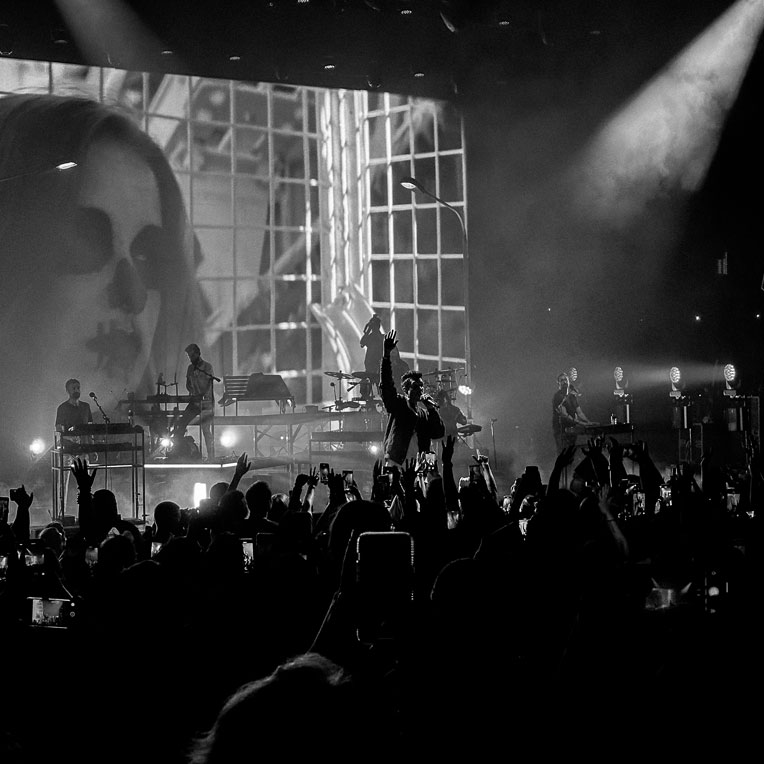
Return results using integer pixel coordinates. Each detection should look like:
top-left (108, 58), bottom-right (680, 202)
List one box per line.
top-left (1, 425), bottom-right (762, 762)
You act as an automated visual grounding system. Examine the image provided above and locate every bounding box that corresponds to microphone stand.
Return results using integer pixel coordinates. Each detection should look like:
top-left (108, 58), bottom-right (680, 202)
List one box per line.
top-left (91, 394), bottom-right (110, 487)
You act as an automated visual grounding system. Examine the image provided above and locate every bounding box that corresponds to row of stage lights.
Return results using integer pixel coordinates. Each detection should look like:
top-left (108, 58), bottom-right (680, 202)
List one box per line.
top-left (563, 364), bottom-right (744, 399)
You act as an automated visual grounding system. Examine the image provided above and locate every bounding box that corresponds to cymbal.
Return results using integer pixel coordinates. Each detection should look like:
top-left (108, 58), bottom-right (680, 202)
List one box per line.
top-left (351, 370), bottom-right (375, 379)
top-left (324, 370), bottom-right (355, 380)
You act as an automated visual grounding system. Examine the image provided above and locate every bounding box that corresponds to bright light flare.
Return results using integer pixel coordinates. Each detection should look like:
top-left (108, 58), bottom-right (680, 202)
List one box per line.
top-left (29, 438), bottom-right (46, 456)
top-left (458, 384), bottom-right (472, 396)
top-left (368, 444), bottom-right (380, 455)
top-left (670, 367), bottom-right (682, 384)
top-left (193, 483), bottom-right (207, 507)
top-left (723, 363), bottom-right (736, 382)
top-left (219, 429), bottom-right (238, 449)
top-left (614, 366), bottom-right (624, 383)
top-left (160, 437), bottom-right (172, 448)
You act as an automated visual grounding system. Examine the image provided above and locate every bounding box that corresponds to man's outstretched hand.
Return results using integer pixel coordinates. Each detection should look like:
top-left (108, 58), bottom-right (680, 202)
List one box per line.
top-left (70, 457), bottom-right (98, 492)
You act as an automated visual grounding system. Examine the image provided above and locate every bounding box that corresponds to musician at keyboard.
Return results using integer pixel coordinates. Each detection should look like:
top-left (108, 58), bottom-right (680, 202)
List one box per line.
top-left (552, 372), bottom-right (596, 453)
top-left (172, 343), bottom-right (216, 459)
top-left (55, 378), bottom-right (93, 430)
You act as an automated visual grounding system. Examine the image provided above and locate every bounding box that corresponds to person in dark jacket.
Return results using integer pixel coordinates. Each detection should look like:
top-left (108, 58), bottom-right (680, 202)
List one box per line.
top-left (379, 330), bottom-right (444, 466)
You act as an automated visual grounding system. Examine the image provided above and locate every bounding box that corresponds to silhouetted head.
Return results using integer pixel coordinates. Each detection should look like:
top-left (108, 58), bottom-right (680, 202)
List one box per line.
top-left (401, 370), bottom-right (424, 403)
top-left (245, 480), bottom-right (272, 519)
top-left (189, 653), bottom-right (363, 763)
top-left (210, 482), bottom-right (229, 504)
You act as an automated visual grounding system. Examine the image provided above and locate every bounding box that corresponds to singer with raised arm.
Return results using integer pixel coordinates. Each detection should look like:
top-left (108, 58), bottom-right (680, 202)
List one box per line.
top-left (379, 329), bottom-right (444, 467)
top-left (173, 343), bottom-right (217, 460)
top-left (552, 371), bottom-right (595, 453)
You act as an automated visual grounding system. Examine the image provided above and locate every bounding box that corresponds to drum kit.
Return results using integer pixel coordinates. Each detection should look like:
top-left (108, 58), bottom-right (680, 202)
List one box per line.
top-left (323, 370), bottom-right (382, 412)
top-left (422, 366), bottom-right (463, 401)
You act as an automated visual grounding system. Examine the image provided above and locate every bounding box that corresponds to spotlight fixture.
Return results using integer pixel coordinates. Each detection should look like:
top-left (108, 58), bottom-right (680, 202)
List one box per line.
top-left (669, 366), bottom-right (684, 398)
top-left (567, 367), bottom-right (578, 383)
top-left (613, 366), bottom-right (629, 396)
top-left (723, 363), bottom-right (740, 397)
top-left (458, 384), bottom-right (472, 396)
top-left (413, 70), bottom-right (425, 78)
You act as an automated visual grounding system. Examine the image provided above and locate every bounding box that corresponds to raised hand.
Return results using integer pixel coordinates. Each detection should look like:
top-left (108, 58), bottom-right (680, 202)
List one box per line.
top-left (70, 457), bottom-right (98, 492)
top-left (11, 484), bottom-right (34, 510)
top-left (582, 437), bottom-right (603, 457)
top-left (607, 436), bottom-right (624, 460)
top-left (234, 451), bottom-right (252, 479)
top-left (295, 473), bottom-right (310, 489)
top-left (306, 466), bottom-right (320, 489)
top-left (383, 329), bottom-right (398, 355)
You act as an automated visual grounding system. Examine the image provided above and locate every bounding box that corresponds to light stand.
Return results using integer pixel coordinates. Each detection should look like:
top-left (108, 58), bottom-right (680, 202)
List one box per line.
top-left (400, 175), bottom-right (471, 417)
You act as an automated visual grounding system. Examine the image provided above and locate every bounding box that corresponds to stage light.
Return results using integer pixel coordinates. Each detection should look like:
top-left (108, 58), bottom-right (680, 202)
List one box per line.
top-left (160, 437), bottom-right (172, 448)
top-left (56, 162), bottom-right (77, 171)
top-left (368, 444), bottom-right (380, 455)
top-left (723, 363), bottom-right (740, 397)
top-left (613, 366), bottom-right (629, 396)
top-left (29, 439), bottom-right (46, 456)
top-left (669, 366), bottom-right (684, 398)
top-left (219, 429), bottom-right (238, 449)
top-left (413, 71), bottom-right (425, 78)
top-left (193, 483), bottom-right (207, 508)
top-left (567, 367), bottom-right (578, 383)
top-left (458, 384), bottom-right (472, 396)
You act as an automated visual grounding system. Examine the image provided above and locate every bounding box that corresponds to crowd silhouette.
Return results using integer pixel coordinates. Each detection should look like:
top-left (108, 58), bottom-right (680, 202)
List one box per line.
top-left (1, 436), bottom-right (762, 762)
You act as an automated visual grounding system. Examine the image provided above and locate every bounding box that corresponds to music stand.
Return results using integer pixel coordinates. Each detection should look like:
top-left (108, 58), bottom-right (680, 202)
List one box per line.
top-left (244, 373), bottom-right (295, 413)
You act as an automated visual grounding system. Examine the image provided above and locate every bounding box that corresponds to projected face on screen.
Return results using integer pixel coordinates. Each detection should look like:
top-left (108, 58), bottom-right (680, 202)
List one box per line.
top-left (0, 93), bottom-right (205, 474)
top-left (46, 138), bottom-right (163, 391)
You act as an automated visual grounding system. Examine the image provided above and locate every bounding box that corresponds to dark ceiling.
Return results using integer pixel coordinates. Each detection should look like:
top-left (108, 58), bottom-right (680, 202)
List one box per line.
top-left (0, 0), bottom-right (744, 102)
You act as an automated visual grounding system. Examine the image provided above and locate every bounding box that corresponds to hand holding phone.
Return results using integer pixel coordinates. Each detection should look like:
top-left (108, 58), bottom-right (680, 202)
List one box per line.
top-left (342, 470), bottom-right (354, 489)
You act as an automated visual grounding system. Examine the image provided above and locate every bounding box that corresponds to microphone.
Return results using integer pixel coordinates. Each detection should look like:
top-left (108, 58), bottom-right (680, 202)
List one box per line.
top-left (422, 394), bottom-right (439, 408)
top-left (89, 392), bottom-right (97, 400)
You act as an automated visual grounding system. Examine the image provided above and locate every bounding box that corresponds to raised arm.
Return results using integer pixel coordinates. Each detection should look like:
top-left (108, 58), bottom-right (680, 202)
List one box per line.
top-left (227, 451), bottom-right (252, 492)
top-left (379, 330), bottom-right (399, 412)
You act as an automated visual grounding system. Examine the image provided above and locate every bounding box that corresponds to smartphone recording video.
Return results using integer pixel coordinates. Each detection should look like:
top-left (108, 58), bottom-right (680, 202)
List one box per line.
top-left (424, 451), bottom-right (436, 470)
top-left (28, 597), bottom-right (75, 629)
top-left (319, 463), bottom-right (330, 484)
top-left (355, 531), bottom-right (414, 644)
top-left (469, 464), bottom-right (482, 484)
top-left (342, 470), bottom-right (354, 489)
top-left (241, 538), bottom-right (254, 566)
top-left (22, 540), bottom-right (46, 567)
